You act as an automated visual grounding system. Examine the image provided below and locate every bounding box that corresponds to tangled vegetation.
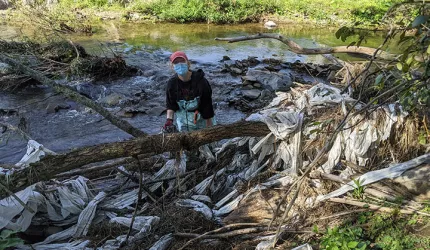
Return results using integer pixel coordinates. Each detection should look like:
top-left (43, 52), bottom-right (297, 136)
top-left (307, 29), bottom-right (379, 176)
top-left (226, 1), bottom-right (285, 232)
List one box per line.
top-left (6, 0), bottom-right (406, 25)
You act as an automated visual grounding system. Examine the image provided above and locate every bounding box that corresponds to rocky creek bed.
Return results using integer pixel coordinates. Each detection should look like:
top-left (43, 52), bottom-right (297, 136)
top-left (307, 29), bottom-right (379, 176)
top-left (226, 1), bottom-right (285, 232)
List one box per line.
top-left (0, 41), bottom-right (334, 164)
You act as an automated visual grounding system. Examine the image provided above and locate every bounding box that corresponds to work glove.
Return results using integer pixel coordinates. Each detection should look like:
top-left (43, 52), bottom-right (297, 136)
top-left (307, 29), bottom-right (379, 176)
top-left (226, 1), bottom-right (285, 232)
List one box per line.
top-left (162, 118), bottom-right (177, 133)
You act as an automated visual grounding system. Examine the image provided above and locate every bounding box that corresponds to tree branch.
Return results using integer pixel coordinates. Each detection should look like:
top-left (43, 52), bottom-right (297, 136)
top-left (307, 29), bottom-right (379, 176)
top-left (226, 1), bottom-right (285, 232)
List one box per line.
top-left (215, 33), bottom-right (397, 61)
top-left (0, 121), bottom-right (270, 199)
top-left (0, 54), bottom-right (146, 138)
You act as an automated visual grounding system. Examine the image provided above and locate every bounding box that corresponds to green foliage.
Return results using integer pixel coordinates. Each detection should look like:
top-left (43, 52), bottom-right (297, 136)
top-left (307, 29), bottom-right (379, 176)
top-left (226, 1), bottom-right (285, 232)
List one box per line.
top-left (320, 226), bottom-right (369, 250)
top-left (129, 0), bottom-right (283, 23)
top-left (319, 212), bottom-right (430, 250)
top-left (0, 230), bottom-right (24, 249)
top-left (24, 0), bottom-right (398, 24)
top-left (351, 178), bottom-right (365, 200)
top-left (334, 3), bottom-right (430, 115)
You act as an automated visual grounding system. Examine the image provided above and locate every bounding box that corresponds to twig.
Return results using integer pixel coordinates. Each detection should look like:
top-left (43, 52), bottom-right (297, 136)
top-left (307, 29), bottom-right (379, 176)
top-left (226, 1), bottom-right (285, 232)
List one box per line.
top-left (175, 228), bottom-right (311, 239)
top-left (122, 157), bottom-right (144, 246)
top-left (272, 180), bottom-right (302, 247)
top-left (328, 198), bottom-right (416, 215)
top-left (143, 169), bottom-right (197, 185)
top-left (316, 209), bottom-right (369, 221)
top-left (115, 167), bottom-right (157, 203)
top-left (178, 223), bottom-right (261, 250)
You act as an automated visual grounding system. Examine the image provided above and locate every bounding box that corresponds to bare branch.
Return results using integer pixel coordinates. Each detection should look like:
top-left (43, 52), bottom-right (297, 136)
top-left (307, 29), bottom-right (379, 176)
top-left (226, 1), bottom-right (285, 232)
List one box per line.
top-left (215, 33), bottom-right (397, 61)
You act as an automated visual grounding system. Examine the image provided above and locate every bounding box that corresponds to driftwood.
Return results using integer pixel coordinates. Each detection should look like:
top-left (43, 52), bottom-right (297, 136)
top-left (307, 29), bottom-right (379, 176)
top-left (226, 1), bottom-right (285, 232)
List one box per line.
top-left (215, 33), bottom-right (397, 61)
top-left (0, 121), bottom-right (270, 199)
top-left (0, 54), bottom-right (146, 138)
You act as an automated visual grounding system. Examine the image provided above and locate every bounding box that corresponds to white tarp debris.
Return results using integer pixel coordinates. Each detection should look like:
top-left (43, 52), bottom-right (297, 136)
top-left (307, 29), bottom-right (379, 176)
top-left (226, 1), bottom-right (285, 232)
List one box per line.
top-left (247, 109), bottom-right (302, 140)
top-left (149, 233), bottom-right (173, 250)
top-left (73, 192), bottom-right (107, 237)
top-left (34, 191), bottom-right (106, 246)
top-left (317, 153), bottom-right (430, 201)
top-left (97, 235), bottom-right (128, 249)
top-left (17, 240), bottom-right (90, 250)
top-left (306, 83), bottom-right (356, 107)
top-left (110, 216), bottom-right (160, 232)
top-left (255, 235), bottom-right (276, 250)
top-left (191, 195), bottom-right (212, 204)
top-left (15, 140), bottom-right (56, 168)
top-left (247, 109), bottom-right (304, 172)
top-left (0, 185), bottom-right (37, 231)
top-left (214, 190), bottom-right (238, 209)
top-left (246, 83), bottom-right (407, 175)
top-left (256, 240), bottom-right (273, 250)
top-left (176, 199), bottom-right (213, 220)
top-left (213, 194), bottom-right (244, 217)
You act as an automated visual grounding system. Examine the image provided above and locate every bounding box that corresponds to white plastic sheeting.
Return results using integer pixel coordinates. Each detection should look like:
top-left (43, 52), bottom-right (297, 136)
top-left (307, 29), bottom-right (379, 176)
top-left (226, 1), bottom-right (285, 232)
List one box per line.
top-left (0, 185), bottom-right (38, 231)
top-left (32, 191), bottom-right (106, 246)
top-left (176, 199), bottom-right (214, 220)
top-left (321, 103), bottom-right (407, 173)
top-left (110, 216), bottom-right (160, 232)
top-left (246, 84), bottom-right (407, 175)
top-left (0, 140), bottom-right (55, 176)
top-left (149, 233), bottom-right (173, 250)
top-left (17, 240), bottom-right (90, 250)
top-left (247, 110), bottom-right (304, 173)
top-left (317, 153), bottom-right (430, 201)
top-left (0, 176), bottom-right (96, 232)
top-left (15, 140), bottom-right (56, 168)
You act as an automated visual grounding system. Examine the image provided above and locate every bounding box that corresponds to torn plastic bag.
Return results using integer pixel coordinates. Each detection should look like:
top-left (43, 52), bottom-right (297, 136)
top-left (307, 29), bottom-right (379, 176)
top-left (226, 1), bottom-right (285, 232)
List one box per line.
top-left (15, 140), bottom-right (56, 168)
top-left (306, 83), bottom-right (356, 107)
top-left (247, 109), bottom-right (302, 140)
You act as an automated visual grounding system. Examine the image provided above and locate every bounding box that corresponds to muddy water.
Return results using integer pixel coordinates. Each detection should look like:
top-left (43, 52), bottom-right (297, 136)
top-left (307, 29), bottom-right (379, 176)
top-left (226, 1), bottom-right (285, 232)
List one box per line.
top-left (0, 22), bottom-right (393, 164)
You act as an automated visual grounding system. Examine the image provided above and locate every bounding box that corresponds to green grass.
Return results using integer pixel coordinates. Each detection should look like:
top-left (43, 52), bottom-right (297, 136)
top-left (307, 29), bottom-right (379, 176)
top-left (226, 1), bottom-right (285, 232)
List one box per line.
top-left (43, 0), bottom-right (403, 25)
top-left (317, 211), bottom-right (430, 250)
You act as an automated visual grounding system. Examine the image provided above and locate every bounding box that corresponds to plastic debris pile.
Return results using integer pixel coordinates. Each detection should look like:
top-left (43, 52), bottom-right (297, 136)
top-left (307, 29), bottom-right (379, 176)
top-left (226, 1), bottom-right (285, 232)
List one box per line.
top-left (1, 82), bottom-right (428, 250)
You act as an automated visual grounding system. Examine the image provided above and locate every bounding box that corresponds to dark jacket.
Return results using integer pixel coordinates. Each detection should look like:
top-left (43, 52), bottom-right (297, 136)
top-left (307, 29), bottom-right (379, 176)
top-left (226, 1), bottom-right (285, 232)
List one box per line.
top-left (166, 69), bottom-right (215, 119)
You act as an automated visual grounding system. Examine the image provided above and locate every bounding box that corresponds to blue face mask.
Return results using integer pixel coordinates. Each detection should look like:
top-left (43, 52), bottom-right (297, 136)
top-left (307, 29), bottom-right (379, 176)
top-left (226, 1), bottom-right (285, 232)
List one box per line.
top-left (174, 63), bottom-right (189, 77)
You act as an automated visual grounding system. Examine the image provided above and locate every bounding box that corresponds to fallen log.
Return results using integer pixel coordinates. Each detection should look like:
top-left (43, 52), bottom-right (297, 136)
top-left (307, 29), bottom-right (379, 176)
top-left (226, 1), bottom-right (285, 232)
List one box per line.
top-left (0, 121), bottom-right (270, 199)
top-left (0, 54), bottom-right (146, 138)
top-left (215, 33), bottom-right (397, 61)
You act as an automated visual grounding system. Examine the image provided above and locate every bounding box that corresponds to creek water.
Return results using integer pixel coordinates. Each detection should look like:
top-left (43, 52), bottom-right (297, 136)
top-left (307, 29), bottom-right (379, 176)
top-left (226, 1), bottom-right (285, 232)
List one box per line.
top-left (0, 22), bottom-right (394, 164)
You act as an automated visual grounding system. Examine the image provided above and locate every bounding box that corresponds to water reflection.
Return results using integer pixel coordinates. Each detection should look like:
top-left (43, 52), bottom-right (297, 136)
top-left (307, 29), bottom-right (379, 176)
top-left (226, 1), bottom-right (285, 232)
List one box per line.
top-left (1, 22), bottom-right (397, 64)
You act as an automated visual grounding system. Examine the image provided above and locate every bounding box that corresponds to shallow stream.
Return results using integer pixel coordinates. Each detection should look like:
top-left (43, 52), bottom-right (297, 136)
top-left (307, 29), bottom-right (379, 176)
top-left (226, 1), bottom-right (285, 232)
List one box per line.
top-left (0, 22), bottom-right (394, 164)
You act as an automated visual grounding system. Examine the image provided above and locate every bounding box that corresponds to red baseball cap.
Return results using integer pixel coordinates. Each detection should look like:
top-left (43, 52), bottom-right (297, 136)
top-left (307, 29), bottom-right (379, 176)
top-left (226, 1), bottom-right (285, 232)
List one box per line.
top-left (170, 51), bottom-right (188, 63)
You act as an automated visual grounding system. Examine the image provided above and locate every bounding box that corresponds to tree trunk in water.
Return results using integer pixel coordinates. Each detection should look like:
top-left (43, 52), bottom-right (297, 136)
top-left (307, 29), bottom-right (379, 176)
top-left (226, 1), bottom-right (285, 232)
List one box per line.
top-left (0, 121), bottom-right (270, 199)
top-left (0, 54), bottom-right (146, 137)
top-left (215, 33), bottom-right (397, 61)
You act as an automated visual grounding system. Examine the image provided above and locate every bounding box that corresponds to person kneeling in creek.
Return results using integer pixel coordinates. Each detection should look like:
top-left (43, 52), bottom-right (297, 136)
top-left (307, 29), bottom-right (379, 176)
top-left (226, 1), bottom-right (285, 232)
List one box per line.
top-left (163, 51), bottom-right (216, 133)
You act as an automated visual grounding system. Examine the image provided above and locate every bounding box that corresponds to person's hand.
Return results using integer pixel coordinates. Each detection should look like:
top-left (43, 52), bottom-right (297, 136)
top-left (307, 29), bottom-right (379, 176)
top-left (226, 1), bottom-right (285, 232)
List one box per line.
top-left (162, 118), bottom-right (177, 133)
